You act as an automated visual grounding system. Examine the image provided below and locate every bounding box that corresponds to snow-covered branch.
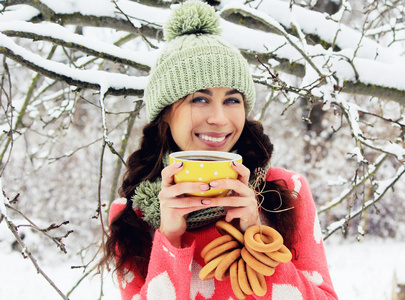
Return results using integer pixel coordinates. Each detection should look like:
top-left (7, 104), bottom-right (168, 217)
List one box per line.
top-left (0, 32), bottom-right (147, 96)
top-left (1, 184), bottom-right (71, 299)
top-left (318, 153), bottom-right (388, 214)
top-left (0, 21), bottom-right (153, 71)
top-left (323, 164), bottom-right (405, 239)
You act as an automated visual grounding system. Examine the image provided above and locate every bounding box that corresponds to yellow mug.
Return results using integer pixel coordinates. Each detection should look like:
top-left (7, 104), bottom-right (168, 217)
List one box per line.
top-left (169, 150), bottom-right (242, 197)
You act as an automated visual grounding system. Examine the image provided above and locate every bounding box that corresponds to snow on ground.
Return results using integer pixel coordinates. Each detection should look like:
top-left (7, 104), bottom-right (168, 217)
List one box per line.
top-left (0, 249), bottom-right (121, 299)
top-left (0, 229), bottom-right (404, 299)
top-left (325, 236), bottom-right (405, 300)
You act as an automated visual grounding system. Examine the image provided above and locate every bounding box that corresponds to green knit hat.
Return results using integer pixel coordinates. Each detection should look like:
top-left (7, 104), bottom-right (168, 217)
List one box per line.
top-left (144, 1), bottom-right (256, 122)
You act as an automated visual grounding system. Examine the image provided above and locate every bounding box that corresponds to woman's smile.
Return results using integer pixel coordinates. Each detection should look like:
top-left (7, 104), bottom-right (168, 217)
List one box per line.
top-left (196, 132), bottom-right (230, 147)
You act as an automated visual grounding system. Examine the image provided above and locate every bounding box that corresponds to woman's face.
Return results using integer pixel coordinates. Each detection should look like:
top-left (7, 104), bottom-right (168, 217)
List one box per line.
top-left (164, 87), bottom-right (246, 152)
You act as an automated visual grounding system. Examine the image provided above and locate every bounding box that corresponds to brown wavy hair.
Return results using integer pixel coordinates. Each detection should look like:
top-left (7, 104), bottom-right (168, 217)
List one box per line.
top-left (99, 111), bottom-right (299, 278)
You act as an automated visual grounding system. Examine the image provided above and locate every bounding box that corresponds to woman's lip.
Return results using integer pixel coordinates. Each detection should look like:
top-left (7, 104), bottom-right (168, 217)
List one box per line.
top-left (197, 132), bottom-right (229, 138)
top-left (196, 133), bottom-right (231, 147)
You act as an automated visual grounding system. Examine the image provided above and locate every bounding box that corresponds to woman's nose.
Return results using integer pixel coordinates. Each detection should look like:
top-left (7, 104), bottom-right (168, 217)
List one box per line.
top-left (206, 104), bottom-right (228, 126)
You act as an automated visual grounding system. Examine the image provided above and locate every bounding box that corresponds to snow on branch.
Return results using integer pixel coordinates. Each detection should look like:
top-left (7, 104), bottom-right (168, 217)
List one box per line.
top-left (0, 32), bottom-right (147, 96)
top-left (323, 165), bottom-right (405, 239)
top-left (318, 153), bottom-right (388, 214)
top-left (0, 21), bottom-right (155, 71)
top-left (1, 183), bottom-right (71, 299)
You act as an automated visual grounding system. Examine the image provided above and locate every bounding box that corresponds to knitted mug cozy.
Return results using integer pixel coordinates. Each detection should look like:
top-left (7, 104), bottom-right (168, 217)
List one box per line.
top-left (144, 1), bottom-right (256, 122)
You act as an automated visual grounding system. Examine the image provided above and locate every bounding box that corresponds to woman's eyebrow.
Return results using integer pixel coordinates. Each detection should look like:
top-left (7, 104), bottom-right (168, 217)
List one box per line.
top-left (196, 89), bottom-right (241, 96)
top-left (196, 89), bottom-right (213, 96)
top-left (225, 89), bottom-right (241, 96)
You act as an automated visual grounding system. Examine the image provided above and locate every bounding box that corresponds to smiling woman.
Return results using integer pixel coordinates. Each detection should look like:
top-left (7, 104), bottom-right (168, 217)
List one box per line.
top-left (99, 1), bottom-right (338, 300)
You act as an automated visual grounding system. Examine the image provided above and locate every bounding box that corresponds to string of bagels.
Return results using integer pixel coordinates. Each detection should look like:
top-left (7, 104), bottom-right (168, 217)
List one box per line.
top-left (199, 220), bottom-right (292, 299)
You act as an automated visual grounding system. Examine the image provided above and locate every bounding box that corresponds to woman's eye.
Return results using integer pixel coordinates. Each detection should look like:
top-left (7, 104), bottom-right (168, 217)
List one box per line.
top-left (191, 97), bottom-right (208, 103)
top-left (225, 97), bottom-right (241, 104)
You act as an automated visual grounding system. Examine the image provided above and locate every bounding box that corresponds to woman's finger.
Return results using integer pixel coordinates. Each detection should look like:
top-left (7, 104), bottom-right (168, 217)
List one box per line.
top-left (208, 178), bottom-right (255, 198)
top-left (199, 194), bottom-right (255, 209)
top-left (231, 162), bottom-right (250, 185)
top-left (160, 195), bottom-right (212, 208)
top-left (161, 162), bottom-right (183, 187)
top-left (160, 181), bottom-right (211, 199)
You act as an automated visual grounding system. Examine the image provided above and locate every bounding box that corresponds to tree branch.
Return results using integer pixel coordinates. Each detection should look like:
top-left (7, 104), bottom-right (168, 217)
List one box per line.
top-left (318, 153), bottom-right (388, 213)
top-left (1, 188), bottom-right (70, 299)
top-left (1, 26), bottom-right (151, 71)
top-left (108, 101), bottom-right (143, 206)
top-left (323, 165), bottom-right (405, 239)
top-left (221, 6), bottom-right (323, 77)
top-left (0, 33), bottom-right (145, 96)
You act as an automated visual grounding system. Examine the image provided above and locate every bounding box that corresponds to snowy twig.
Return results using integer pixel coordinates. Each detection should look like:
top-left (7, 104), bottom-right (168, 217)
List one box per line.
top-left (335, 100), bottom-right (405, 161)
top-left (1, 189), bottom-right (69, 299)
top-left (108, 100), bottom-right (143, 205)
top-left (5, 203), bottom-right (73, 253)
top-left (98, 89), bottom-right (126, 165)
top-left (4, 217), bottom-right (70, 299)
top-left (0, 56), bottom-right (14, 174)
top-left (318, 153), bottom-right (388, 213)
top-left (323, 165), bottom-right (405, 239)
top-left (254, 56), bottom-right (330, 113)
top-left (111, 0), bottom-right (158, 49)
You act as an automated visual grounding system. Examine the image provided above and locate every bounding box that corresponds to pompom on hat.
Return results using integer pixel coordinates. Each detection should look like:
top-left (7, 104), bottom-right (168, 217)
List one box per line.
top-left (144, 0), bottom-right (256, 122)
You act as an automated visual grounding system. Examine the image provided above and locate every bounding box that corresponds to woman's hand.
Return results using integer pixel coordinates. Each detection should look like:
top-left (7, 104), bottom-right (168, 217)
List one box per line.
top-left (159, 161), bottom-right (259, 247)
top-left (207, 162), bottom-right (260, 232)
top-left (159, 162), bottom-right (212, 247)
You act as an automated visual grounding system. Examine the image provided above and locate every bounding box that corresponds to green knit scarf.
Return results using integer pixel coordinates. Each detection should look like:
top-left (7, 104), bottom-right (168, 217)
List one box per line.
top-left (131, 153), bottom-right (226, 230)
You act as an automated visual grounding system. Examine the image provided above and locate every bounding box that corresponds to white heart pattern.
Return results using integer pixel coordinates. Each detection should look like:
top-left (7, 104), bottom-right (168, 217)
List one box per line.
top-left (147, 271), bottom-right (176, 300)
top-left (272, 284), bottom-right (303, 300)
top-left (190, 260), bottom-right (215, 300)
top-left (302, 270), bottom-right (324, 286)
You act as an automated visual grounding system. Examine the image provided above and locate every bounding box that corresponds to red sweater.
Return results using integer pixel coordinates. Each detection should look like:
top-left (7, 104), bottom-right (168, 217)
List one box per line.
top-left (109, 168), bottom-right (338, 299)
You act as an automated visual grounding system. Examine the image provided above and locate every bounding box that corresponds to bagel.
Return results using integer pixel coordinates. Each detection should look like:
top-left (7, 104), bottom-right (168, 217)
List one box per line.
top-left (266, 244), bottom-right (292, 263)
top-left (229, 260), bottom-right (246, 299)
top-left (204, 240), bottom-right (239, 264)
top-left (246, 264), bottom-right (267, 297)
top-left (237, 258), bottom-right (254, 295)
top-left (199, 253), bottom-right (228, 281)
top-left (200, 234), bottom-right (234, 259)
top-left (216, 220), bottom-right (244, 245)
top-left (241, 247), bottom-right (275, 276)
top-left (215, 248), bottom-right (241, 281)
top-left (245, 243), bottom-right (280, 268)
top-left (245, 225), bottom-right (283, 253)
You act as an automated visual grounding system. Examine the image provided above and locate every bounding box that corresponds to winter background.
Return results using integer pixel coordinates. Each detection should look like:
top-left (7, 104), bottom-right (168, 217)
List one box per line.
top-left (1, 0), bottom-right (405, 299)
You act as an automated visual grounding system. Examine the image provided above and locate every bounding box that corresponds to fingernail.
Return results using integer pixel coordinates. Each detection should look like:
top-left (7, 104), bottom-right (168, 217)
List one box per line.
top-left (200, 184), bottom-right (210, 191)
top-left (209, 181), bottom-right (219, 188)
top-left (232, 161), bottom-right (237, 167)
top-left (174, 162), bottom-right (183, 168)
top-left (201, 199), bottom-right (211, 205)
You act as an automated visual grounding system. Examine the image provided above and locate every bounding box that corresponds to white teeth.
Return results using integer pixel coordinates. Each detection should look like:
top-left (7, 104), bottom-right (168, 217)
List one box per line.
top-left (199, 134), bottom-right (226, 142)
